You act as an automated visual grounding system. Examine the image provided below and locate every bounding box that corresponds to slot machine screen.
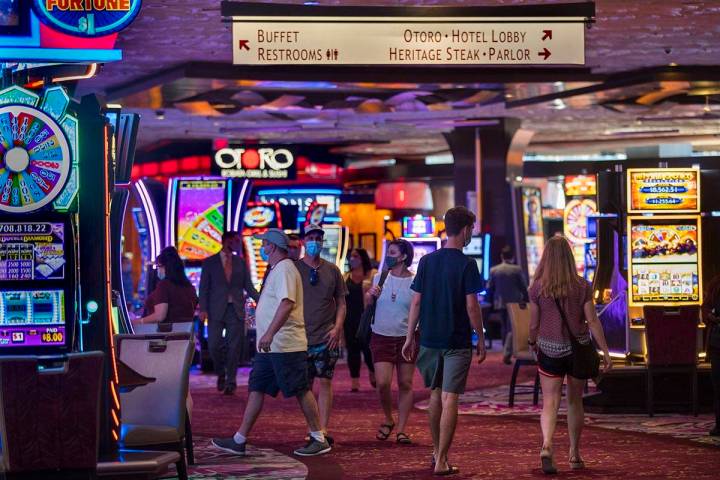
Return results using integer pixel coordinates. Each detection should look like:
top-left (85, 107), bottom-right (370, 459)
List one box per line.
top-left (0, 290), bottom-right (66, 348)
top-left (628, 217), bottom-right (701, 306)
top-left (0, 222), bottom-right (66, 281)
top-left (402, 216), bottom-right (435, 238)
top-left (320, 226), bottom-right (340, 265)
top-left (408, 239), bottom-right (440, 274)
top-left (175, 179), bottom-right (226, 260)
top-left (185, 266), bottom-right (202, 295)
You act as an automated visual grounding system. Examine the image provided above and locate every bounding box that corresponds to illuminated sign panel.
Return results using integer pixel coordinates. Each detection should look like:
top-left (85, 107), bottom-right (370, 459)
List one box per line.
top-left (32, 0), bottom-right (141, 37)
top-left (627, 168), bottom-right (700, 213)
top-left (213, 147), bottom-right (296, 180)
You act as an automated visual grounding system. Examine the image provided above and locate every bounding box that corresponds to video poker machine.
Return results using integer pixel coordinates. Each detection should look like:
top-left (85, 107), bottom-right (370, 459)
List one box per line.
top-left (0, 84), bottom-right (126, 449)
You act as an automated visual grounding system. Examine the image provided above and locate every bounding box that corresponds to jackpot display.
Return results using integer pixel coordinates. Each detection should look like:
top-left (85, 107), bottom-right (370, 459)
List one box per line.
top-left (174, 179), bottom-right (227, 261)
top-left (521, 187), bottom-right (544, 278)
top-left (402, 215), bottom-right (435, 238)
top-left (628, 168), bottom-right (700, 213)
top-left (0, 289), bottom-right (65, 347)
top-left (0, 221), bottom-right (65, 280)
top-left (628, 217), bottom-right (701, 306)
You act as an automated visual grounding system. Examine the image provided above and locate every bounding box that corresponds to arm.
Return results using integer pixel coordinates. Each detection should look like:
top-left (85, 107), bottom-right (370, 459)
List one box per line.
top-left (467, 293), bottom-right (486, 363)
top-left (326, 296), bottom-right (347, 349)
top-left (528, 301), bottom-right (540, 345)
top-left (257, 299), bottom-right (295, 352)
top-left (198, 261), bottom-right (210, 321)
top-left (583, 300), bottom-right (612, 372)
top-left (401, 293), bottom-right (422, 361)
top-left (136, 303), bottom-right (168, 325)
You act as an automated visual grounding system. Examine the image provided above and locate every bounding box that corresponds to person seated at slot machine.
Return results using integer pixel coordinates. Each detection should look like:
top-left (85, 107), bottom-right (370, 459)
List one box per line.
top-left (135, 246), bottom-right (198, 326)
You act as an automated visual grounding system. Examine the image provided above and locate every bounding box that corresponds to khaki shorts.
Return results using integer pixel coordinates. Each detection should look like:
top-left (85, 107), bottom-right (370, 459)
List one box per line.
top-left (416, 347), bottom-right (472, 394)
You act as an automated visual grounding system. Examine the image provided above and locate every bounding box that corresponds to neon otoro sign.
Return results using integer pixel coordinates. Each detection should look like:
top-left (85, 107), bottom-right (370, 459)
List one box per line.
top-left (214, 147), bottom-right (296, 180)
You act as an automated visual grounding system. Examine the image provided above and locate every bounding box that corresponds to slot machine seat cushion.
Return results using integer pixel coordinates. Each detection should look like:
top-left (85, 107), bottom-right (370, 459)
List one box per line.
top-left (121, 425), bottom-right (181, 446)
top-left (506, 303), bottom-right (540, 408)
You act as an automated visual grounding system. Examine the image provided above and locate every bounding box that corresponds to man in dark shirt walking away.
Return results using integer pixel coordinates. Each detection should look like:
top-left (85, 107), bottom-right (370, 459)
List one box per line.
top-left (403, 206), bottom-right (486, 476)
top-left (487, 246), bottom-right (529, 364)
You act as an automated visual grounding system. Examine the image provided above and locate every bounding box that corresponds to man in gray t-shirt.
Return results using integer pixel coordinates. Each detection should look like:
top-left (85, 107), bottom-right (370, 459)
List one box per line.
top-left (296, 224), bottom-right (348, 440)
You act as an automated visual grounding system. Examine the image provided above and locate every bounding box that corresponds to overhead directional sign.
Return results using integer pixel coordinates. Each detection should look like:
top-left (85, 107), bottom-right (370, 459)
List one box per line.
top-left (222, 2), bottom-right (594, 66)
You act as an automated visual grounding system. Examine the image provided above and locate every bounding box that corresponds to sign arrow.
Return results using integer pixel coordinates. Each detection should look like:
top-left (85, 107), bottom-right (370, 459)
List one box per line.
top-left (538, 48), bottom-right (551, 60)
top-left (542, 30), bottom-right (552, 41)
top-left (238, 39), bottom-right (250, 51)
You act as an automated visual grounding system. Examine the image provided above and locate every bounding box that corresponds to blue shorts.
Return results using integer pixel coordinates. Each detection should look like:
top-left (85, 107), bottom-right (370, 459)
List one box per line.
top-left (249, 352), bottom-right (309, 398)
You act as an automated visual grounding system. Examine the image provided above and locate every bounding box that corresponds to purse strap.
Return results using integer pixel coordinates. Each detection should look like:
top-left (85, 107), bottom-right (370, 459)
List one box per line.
top-left (553, 297), bottom-right (576, 341)
top-left (368, 270), bottom-right (390, 325)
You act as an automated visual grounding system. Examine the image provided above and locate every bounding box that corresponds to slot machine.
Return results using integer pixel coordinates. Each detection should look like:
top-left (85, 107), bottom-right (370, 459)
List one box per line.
top-left (563, 175), bottom-right (598, 276)
top-left (378, 215), bottom-right (441, 273)
top-left (242, 201), bottom-right (282, 289)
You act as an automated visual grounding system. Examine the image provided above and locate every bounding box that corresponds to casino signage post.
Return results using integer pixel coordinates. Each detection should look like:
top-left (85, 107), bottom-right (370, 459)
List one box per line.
top-left (222, 1), bottom-right (594, 66)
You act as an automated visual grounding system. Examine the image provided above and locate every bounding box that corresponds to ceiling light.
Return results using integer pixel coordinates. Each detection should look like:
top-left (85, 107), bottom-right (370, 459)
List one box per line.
top-left (346, 158), bottom-right (396, 169)
top-left (424, 153), bottom-right (453, 165)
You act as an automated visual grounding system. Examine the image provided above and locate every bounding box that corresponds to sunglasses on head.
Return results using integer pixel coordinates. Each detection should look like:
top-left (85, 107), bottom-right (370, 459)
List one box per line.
top-left (309, 267), bottom-right (319, 286)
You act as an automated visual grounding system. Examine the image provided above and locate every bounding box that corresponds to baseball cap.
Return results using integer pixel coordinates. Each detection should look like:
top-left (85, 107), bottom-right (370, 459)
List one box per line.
top-left (304, 224), bottom-right (325, 237)
top-left (254, 228), bottom-right (289, 250)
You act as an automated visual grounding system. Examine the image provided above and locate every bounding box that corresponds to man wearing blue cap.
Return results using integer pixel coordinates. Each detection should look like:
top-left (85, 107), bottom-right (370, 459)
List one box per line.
top-left (212, 228), bottom-right (331, 457)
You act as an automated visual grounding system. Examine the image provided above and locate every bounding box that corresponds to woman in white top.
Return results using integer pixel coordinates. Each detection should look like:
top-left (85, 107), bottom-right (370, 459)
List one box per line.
top-left (366, 239), bottom-right (418, 444)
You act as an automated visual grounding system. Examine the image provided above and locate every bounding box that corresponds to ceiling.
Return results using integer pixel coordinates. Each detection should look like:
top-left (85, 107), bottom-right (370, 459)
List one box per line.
top-left (77, 0), bottom-right (720, 159)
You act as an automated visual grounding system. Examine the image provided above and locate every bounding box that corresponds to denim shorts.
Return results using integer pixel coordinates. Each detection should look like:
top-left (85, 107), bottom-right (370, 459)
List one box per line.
top-left (249, 351), bottom-right (309, 398)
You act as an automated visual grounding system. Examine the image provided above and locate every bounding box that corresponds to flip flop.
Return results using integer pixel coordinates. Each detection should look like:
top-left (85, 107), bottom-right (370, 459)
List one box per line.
top-left (396, 432), bottom-right (412, 445)
top-left (376, 423), bottom-right (395, 441)
top-left (434, 465), bottom-right (460, 476)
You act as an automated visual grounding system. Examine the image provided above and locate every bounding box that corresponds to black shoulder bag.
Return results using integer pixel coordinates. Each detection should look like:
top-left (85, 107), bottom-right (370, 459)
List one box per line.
top-left (356, 270), bottom-right (390, 347)
top-left (554, 297), bottom-right (600, 380)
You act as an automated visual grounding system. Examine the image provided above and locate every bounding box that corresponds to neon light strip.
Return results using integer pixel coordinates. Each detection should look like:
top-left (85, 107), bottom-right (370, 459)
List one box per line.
top-left (257, 188), bottom-right (342, 195)
top-left (483, 233), bottom-right (491, 281)
top-left (166, 179), bottom-right (178, 247)
top-left (136, 180), bottom-right (161, 261)
top-left (226, 180), bottom-right (233, 232)
top-left (0, 48), bottom-right (121, 62)
top-left (233, 179), bottom-right (251, 231)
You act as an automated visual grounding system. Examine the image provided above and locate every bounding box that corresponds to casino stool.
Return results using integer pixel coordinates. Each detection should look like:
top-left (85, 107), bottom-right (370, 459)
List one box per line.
top-left (0, 352), bottom-right (104, 480)
top-left (644, 307), bottom-right (699, 417)
top-left (507, 303), bottom-right (540, 407)
top-left (115, 333), bottom-right (194, 480)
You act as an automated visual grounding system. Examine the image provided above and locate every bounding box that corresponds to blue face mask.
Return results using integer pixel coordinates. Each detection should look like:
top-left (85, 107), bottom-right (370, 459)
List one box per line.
top-left (385, 256), bottom-right (399, 269)
top-left (260, 245), bottom-right (270, 262)
top-left (305, 240), bottom-right (321, 257)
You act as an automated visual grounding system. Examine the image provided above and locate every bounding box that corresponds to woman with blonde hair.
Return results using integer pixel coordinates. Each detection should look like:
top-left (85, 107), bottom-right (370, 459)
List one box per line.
top-left (528, 235), bottom-right (612, 474)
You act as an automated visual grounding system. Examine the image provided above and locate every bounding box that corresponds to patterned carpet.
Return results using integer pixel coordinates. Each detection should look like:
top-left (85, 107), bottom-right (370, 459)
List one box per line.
top-left (169, 352), bottom-right (719, 479)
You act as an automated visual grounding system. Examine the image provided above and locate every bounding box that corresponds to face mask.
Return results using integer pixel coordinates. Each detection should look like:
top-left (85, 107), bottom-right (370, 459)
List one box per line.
top-left (463, 229), bottom-right (472, 248)
top-left (305, 240), bottom-right (321, 257)
top-left (260, 245), bottom-right (270, 262)
top-left (157, 267), bottom-right (166, 280)
top-left (385, 256), bottom-right (399, 269)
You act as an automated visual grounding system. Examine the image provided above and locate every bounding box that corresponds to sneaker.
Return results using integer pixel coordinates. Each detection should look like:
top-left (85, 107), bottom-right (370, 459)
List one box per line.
top-left (294, 438), bottom-right (331, 457)
top-left (211, 437), bottom-right (246, 455)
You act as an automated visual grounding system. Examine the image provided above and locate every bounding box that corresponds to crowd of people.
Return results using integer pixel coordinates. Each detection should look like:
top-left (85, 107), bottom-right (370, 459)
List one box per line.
top-left (128, 204), bottom-right (720, 476)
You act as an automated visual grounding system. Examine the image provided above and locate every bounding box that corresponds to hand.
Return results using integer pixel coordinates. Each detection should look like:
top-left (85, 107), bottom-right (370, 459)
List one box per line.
top-left (476, 344), bottom-right (487, 364)
top-left (200, 311), bottom-right (208, 322)
top-left (601, 350), bottom-right (613, 373)
top-left (401, 336), bottom-right (415, 362)
top-left (368, 285), bottom-right (382, 298)
top-left (258, 332), bottom-right (274, 352)
top-left (325, 326), bottom-right (344, 350)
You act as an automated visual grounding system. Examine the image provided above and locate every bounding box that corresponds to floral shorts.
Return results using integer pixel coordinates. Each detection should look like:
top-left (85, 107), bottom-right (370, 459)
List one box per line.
top-left (307, 342), bottom-right (341, 380)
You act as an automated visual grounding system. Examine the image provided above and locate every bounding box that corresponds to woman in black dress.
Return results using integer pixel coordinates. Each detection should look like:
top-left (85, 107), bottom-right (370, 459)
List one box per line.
top-left (344, 248), bottom-right (376, 392)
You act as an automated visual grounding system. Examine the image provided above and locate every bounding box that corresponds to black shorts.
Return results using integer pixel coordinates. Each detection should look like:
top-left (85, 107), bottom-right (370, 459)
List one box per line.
top-left (307, 342), bottom-right (340, 380)
top-left (249, 352), bottom-right (309, 398)
top-left (537, 351), bottom-right (573, 378)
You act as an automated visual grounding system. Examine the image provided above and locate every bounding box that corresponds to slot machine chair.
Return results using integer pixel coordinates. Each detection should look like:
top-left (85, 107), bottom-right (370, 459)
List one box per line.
top-left (644, 307), bottom-right (699, 417)
top-left (507, 303), bottom-right (540, 407)
top-left (0, 352), bottom-right (104, 479)
top-left (115, 333), bottom-right (194, 480)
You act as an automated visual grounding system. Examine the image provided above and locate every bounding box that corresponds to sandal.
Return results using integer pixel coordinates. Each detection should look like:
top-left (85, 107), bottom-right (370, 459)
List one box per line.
top-left (396, 432), bottom-right (412, 445)
top-left (375, 423), bottom-right (395, 440)
top-left (540, 448), bottom-right (557, 475)
top-left (434, 465), bottom-right (460, 476)
top-left (569, 456), bottom-right (585, 470)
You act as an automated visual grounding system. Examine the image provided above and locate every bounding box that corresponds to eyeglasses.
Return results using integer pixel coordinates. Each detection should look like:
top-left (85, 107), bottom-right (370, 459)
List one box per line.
top-left (309, 267), bottom-right (319, 286)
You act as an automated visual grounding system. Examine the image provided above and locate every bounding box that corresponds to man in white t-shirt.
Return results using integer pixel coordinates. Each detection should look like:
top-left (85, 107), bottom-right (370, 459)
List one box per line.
top-left (212, 229), bottom-right (331, 457)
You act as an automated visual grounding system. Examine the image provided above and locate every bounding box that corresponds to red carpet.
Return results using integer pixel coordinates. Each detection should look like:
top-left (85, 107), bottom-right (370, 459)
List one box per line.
top-left (190, 352), bottom-right (720, 479)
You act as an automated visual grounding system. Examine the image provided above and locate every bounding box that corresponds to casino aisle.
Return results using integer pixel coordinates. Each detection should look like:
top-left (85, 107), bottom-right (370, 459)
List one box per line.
top-left (184, 351), bottom-right (720, 480)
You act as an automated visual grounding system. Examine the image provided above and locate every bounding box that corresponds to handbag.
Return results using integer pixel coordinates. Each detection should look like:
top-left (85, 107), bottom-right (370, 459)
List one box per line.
top-left (356, 270), bottom-right (390, 347)
top-left (554, 297), bottom-right (600, 379)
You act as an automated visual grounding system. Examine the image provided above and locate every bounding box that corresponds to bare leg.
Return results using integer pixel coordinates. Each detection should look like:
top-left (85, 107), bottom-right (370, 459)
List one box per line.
top-left (434, 392), bottom-right (459, 473)
top-left (396, 363), bottom-right (415, 434)
top-left (374, 362), bottom-right (395, 424)
top-left (297, 389), bottom-right (323, 433)
top-left (428, 388), bottom-right (442, 461)
top-left (566, 376), bottom-right (586, 461)
top-left (540, 375), bottom-right (563, 452)
top-left (317, 378), bottom-right (334, 433)
top-left (237, 391), bottom-right (265, 438)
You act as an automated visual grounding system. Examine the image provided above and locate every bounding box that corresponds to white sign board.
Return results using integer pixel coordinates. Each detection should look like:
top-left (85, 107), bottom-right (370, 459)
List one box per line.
top-left (231, 19), bottom-right (585, 66)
